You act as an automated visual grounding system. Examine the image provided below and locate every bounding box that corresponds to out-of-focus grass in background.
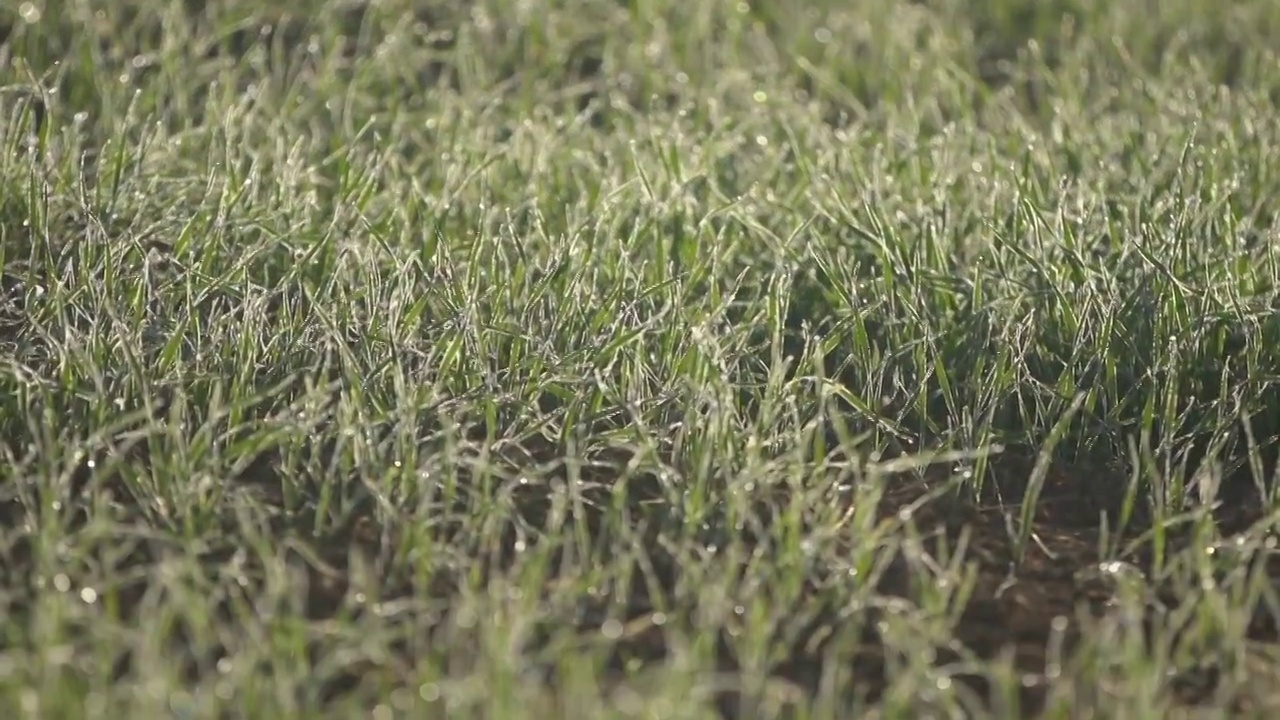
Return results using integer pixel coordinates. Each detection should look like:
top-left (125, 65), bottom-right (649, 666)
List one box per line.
top-left (3, 0), bottom-right (1280, 717)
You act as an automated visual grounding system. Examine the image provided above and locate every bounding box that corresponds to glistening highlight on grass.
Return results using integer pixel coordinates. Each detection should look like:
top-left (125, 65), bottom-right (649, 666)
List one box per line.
top-left (3, 0), bottom-right (1280, 717)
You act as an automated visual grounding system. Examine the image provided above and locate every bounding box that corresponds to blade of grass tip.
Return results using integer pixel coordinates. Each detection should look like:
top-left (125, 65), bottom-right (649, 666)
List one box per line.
top-left (1014, 391), bottom-right (1088, 566)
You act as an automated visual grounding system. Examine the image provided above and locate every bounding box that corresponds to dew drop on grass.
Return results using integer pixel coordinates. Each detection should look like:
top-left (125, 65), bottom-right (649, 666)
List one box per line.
top-left (79, 587), bottom-right (98, 604)
top-left (1097, 560), bottom-right (1144, 581)
top-left (53, 574), bottom-right (70, 592)
top-left (600, 619), bottom-right (623, 639)
top-left (651, 612), bottom-right (666, 626)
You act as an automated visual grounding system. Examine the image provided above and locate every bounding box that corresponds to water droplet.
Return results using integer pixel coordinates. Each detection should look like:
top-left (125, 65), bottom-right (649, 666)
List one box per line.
top-left (53, 574), bottom-right (70, 592)
top-left (79, 587), bottom-right (98, 604)
top-left (600, 619), bottom-right (623, 639)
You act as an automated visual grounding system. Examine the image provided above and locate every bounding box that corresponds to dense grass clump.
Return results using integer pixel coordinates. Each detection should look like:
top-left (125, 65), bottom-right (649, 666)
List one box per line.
top-left (3, 0), bottom-right (1280, 717)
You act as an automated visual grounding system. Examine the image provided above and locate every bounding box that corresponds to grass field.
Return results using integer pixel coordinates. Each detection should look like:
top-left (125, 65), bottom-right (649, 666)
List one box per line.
top-left (4, 0), bottom-right (1280, 717)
